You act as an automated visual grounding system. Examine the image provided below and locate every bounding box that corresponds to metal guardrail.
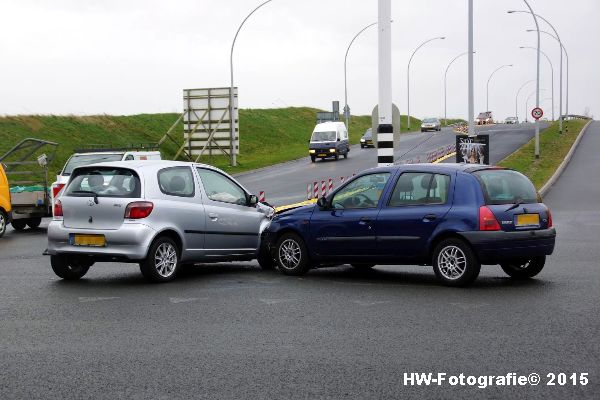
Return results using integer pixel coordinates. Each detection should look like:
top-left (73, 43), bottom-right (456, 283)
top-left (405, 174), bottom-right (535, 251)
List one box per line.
top-left (73, 143), bottom-right (160, 153)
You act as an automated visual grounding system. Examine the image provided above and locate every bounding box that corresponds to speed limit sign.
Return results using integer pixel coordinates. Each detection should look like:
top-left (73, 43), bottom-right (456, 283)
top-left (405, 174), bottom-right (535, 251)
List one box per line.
top-left (531, 107), bottom-right (544, 120)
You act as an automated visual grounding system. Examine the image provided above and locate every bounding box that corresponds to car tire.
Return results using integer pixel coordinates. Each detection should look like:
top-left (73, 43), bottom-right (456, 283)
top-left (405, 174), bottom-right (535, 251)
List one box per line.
top-left (343, 151), bottom-right (348, 159)
top-left (350, 263), bottom-right (375, 270)
top-left (139, 236), bottom-right (180, 283)
top-left (500, 256), bottom-right (546, 279)
top-left (421, 129), bottom-right (425, 132)
top-left (50, 255), bottom-right (91, 280)
top-left (0, 210), bottom-right (7, 238)
top-left (275, 232), bottom-right (310, 276)
top-left (432, 238), bottom-right (480, 287)
top-left (334, 153), bottom-right (339, 161)
top-left (26, 217), bottom-right (42, 229)
top-left (11, 220), bottom-right (27, 231)
top-left (257, 244), bottom-right (276, 270)
top-left (310, 155), bottom-right (316, 163)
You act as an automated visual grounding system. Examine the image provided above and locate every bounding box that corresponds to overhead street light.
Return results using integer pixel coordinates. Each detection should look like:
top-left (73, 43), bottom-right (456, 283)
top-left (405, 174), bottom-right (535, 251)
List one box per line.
top-left (444, 51), bottom-right (474, 126)
top-left (510, 9), bottom-right (564, 136)
top-left (229, 0), bottom-right (274, 167)
top-left (343, 21), bottom-right (378, 129)
top-left (520, 46), bottom-right (554, 121)
top-left (486, 64), bottom-right (513, 113)
top-left (515, 79), bottom-right (535, 121)
top-left (508, 3), bottom-right (541, 158)
top-left (528, 29), bottom-right (569, 126)
top-left (406, 36), bottom-right (446, 130)
top-left (468, 0), bottom-right (475, 137)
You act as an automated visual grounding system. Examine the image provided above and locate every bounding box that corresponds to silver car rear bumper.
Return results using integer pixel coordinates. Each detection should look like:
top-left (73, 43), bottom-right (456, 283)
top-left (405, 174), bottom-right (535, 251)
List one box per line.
top-left (47, 220), bottom-right (157, 261)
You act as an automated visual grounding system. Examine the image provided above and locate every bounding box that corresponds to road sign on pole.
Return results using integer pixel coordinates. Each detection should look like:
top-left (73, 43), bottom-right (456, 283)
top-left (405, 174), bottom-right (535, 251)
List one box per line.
top-left (532, 107), bottom-right (544, 120)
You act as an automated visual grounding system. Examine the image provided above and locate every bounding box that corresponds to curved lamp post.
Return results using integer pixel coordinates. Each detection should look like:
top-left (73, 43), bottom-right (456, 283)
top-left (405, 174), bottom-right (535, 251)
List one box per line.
top-left (520, 46), bottom-right (554, 120)
top-left (509, 7), bottom-right (562, 145)
top-left (486, 64), bottom-right (513, 112)
top-left (229, 0), bottom-right (274, 166)
top-left (407, 36), bottom-right (445, 129)
top-left (444, 51), bottom-right (474, 126)
top-left (528, 29), bottom-right (569, 125)
top-left (515, 79), bottom-right (535, 121)
top-left (344, 22), bottom-right (378, 128)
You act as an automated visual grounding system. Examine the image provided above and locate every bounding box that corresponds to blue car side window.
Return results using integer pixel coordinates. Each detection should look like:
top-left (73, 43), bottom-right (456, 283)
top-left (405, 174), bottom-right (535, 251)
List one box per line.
top-left (389, 173), bottom-right (450, 206)
top-left (331, 173), bottom-right (390, 209)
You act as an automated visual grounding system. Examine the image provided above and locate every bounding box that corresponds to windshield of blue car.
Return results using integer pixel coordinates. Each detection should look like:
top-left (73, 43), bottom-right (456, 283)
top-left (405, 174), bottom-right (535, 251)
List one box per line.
top-left (311, 131), bottom-right (337, 142)
top-left (65, 167), bottom-right (141, 198)
top-left (62, 153), bottom-right (124, 175)
top-left (423, 118), bottom-right (438, 123)
top-left (474, 169), bottom-right (538, 205)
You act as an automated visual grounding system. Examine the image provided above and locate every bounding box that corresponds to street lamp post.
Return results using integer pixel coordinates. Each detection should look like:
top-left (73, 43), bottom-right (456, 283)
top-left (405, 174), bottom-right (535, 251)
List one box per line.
top-left (344, 22), bottom-right (378, 129)
top-left (444, 51), bottom-right (473, 126)
top-left (508, 2), bottom-right (541, 158)
top-left (468, 0), bottom-right (475, 137)
top-left (407, 36), bottom-right (445, 130)
top-left (510, 9), bottom-right (563, 137)
top-left (486, 64), bottom-right (513, 112)
top-left (520, 46), bottom-right (554, 121)
top-left (528, 29), bottom-right (569, 125)
top-left (229, 0), bottom-right (273, 167)
top-left (515, 79), bottom-right (535, 121)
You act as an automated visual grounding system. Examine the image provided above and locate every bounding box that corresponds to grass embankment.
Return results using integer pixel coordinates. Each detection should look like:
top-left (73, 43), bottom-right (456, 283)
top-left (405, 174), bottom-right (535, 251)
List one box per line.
top-left (440, 118), bottom-right (466, 126)
top-left (0, 108), bottom-right (421, 178)
top-left (498, 119), bottom-right (588, 189)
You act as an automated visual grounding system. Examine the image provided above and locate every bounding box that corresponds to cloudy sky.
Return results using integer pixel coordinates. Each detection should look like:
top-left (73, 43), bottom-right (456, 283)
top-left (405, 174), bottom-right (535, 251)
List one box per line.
top-left (1, 0), bottom-right (598, 121)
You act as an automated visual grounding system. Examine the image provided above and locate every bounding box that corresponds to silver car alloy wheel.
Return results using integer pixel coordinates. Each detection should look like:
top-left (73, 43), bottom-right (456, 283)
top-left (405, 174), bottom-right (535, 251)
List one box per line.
top-left (279, 239), bottom-right (301, 270)
top-left (0, 213), bottom-right (5, 234)
top-left (154, 242), bottom-right (178, 278)
top-left (437, 245), bottom-right (467, 280)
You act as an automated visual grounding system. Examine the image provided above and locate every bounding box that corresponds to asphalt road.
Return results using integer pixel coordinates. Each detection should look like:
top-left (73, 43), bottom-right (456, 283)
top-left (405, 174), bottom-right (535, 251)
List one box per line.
top-left (238, 122), bottom-right (547, 205)
top-left (1, 121), bottom-right (597, 399)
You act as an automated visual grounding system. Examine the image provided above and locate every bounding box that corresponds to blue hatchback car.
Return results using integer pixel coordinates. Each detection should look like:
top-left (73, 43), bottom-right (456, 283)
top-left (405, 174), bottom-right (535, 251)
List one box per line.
top-left (263, 164), bottom-right (556, 286)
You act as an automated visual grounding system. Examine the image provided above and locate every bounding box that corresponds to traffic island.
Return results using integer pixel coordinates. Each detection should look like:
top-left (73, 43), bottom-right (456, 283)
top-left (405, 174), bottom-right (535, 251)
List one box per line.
top-left (498, 119), bottom-right (590, 191)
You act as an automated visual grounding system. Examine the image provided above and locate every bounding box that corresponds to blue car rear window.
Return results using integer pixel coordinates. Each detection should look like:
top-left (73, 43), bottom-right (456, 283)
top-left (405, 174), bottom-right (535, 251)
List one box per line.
top-left (473, 169), bottom-right (538, 205)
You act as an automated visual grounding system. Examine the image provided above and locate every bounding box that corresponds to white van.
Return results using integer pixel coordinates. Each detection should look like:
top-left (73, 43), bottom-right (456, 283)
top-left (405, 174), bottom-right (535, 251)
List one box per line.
top-left (308, 121), bottom-right (350, 162)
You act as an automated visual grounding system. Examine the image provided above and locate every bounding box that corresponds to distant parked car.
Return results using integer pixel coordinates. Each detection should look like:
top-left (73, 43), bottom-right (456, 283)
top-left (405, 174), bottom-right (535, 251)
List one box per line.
top-left (47, 161), bottom-right (275, 282)
top-left (264, 164), bottom-right (555, 287)
top-left (360, 128), bottom-right (374, 148)
top-left (308, 122), bottom-right (350, 162)
top-left (505, 116), bottom-right (519, 124)
top-left (476, 112), bottom-right (494, 125)
top-left (421, 118), bottom-right (442, 132)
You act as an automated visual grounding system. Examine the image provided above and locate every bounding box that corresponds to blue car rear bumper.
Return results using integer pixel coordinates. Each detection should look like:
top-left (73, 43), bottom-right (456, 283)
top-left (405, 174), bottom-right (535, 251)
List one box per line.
top-left (459, 228), bottom-right (556, 264)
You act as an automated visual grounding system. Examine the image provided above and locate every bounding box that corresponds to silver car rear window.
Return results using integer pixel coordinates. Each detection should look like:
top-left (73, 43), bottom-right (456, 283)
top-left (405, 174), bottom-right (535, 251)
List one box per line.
top-left (65, 167), bottom-right (141, 198)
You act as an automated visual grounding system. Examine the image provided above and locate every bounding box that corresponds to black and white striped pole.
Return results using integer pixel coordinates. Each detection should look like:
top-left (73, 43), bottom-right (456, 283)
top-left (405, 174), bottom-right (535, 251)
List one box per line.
top-left (377, 0), bottom-right (394, 167)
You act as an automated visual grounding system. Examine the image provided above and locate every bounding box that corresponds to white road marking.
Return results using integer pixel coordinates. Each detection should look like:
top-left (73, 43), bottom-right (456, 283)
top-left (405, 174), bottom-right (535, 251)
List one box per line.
top-left (169, 297), bottom-right (207, 304)
top-left (78, 296), bottom-right (120, 303)
top-left (259, 298), bottom-right (296, 305)
top-left (351, 300), bottom-right (392, 307)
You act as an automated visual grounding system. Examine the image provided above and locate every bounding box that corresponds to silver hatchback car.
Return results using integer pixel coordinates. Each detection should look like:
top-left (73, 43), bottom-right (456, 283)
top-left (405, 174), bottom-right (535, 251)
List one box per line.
top-left (47, 161), bottom-right (275, 282)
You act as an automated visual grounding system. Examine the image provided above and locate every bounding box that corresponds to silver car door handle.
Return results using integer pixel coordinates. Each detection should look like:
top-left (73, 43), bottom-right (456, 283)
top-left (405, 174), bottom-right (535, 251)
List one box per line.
top-left (208, 213), bottom-right (218, 220)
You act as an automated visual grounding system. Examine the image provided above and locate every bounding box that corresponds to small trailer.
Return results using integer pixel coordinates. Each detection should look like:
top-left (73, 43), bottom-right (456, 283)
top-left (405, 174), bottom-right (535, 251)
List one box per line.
top-left (0, 138), bottom-right (58, 231)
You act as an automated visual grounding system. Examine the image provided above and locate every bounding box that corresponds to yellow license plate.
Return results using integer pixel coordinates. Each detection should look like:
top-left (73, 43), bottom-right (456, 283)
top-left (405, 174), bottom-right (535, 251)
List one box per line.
top-left (516, 214), bottom-right (540, 227)
top-left (73, 234), bottom-right (106, 247)
top-left (318, 153), bottom-right (327, 157)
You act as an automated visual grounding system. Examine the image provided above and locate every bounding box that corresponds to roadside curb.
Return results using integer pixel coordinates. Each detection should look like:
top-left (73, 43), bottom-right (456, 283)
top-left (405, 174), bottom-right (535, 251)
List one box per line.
top-left (539, 120), bottom-right (593, 197)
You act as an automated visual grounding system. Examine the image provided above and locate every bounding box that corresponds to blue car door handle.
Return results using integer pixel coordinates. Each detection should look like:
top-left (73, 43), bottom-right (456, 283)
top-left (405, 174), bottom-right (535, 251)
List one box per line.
top-left (359, 217), bottom-right (372, 225)
top-left (423, 214), bottom-right (437, 222)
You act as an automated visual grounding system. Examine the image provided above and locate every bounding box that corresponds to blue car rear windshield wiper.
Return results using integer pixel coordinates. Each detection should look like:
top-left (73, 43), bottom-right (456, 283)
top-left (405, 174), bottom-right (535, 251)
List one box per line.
top-left (505, 198), bottom-right (524, 212)
top-left (71, 190), bottom-right (99, 204)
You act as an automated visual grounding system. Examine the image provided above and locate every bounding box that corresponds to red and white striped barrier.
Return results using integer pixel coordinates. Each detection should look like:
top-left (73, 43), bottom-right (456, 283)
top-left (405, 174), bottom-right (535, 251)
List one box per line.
top-left (313, 181), bottom-right (319, 199)
top-left (321, 180), bottom-right (326, 198)
top-left (259, 191), bottom-right (265, 202)
top-left (328, 178), bottom-right (333, 194)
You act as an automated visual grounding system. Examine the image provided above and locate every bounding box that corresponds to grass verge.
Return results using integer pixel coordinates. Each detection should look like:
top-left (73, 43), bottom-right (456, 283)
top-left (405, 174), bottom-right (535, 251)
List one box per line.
top-left (0, 108), bottom-right (422, 179)
top-left (498, 119), bottom-right (588, 189)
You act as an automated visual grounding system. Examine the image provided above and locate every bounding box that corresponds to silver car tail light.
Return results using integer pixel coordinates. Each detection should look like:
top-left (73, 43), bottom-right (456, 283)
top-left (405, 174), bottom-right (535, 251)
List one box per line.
top-left (124, 201), bottom-right (154, 219)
